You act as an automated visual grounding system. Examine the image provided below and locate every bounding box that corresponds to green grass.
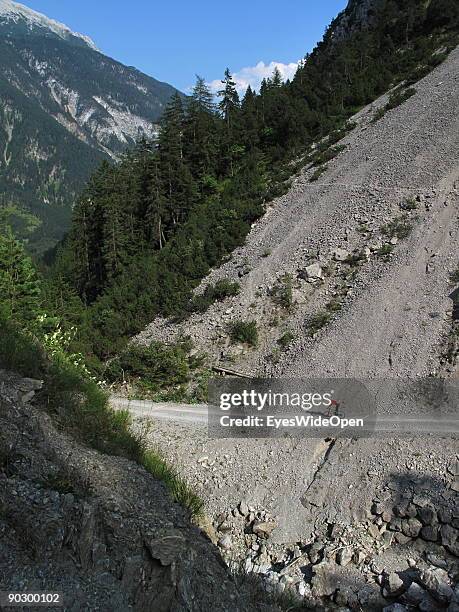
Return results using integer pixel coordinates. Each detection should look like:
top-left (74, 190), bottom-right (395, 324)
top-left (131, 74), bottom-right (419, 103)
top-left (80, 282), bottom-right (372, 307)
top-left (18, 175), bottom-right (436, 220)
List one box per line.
top-left (377, 244), bottom-right (394, 260)
top-left (0, 316), bottom-right (203, 516)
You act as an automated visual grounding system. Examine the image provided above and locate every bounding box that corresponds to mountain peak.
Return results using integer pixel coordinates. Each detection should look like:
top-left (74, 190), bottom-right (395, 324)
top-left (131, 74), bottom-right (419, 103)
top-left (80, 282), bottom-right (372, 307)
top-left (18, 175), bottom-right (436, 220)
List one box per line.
top-left (0, 0), bottom-right (99, 50)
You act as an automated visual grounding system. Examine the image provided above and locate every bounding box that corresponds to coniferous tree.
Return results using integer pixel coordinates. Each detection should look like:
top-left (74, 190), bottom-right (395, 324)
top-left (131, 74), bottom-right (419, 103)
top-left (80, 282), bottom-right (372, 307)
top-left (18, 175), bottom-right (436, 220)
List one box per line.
top-left (0, 227), bottom-right (41, 324)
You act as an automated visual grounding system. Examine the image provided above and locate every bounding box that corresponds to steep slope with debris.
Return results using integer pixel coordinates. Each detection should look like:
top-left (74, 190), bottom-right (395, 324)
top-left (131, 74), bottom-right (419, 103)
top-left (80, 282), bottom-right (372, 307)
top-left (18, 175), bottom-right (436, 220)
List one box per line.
top-left (139, 45), bottom-right (459, 379)
top-left (134, 43), bottom-right (459, 611)
top-left (0, 369), bottom-right (275, 612)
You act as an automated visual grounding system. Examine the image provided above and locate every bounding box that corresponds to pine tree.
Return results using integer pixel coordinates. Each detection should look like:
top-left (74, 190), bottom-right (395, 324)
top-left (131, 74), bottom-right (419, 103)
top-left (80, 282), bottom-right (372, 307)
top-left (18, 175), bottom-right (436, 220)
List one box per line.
top-left (0, 227), bottom-right (41, 324)
top-left (217, 68), bottom-right (240, 129)
top-left (184, 76), bottom-right (219, 180)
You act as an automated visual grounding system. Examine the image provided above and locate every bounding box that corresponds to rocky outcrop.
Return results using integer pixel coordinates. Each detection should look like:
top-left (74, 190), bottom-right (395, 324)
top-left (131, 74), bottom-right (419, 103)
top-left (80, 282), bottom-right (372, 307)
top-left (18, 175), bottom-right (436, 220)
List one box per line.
top-left (0, 370), bottom-right (268, 611)
top-left (331, 0), bottom-right (385, 42)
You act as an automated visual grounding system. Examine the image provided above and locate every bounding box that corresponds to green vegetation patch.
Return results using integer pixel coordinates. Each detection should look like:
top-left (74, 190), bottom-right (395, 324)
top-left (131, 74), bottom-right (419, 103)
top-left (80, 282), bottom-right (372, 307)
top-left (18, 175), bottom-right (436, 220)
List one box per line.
top-left (228, 320), bottom-right (258, 347)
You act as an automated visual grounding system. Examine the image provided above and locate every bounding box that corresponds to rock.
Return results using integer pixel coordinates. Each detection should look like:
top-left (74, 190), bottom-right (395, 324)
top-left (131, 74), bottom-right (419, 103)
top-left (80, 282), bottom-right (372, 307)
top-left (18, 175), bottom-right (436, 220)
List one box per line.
top-left (311, 561), bottom-right (337, 597)
top-left (417, 568), bottom-right (454, 604)
top-left (144, 529), bottom-right (186, 566)
top-left (438, 507), bottom-right (453, 524)
top-left (217, 535), bottom-right (232, 550)
top-left (402, 582), bottom-right (426, 606)
top-left (383, 604), bottom-right (408, 612)
top-left (308, 542), bottom-right (323, 564)
top-left (401, 518), bottom-right (422, 538)
top-left (304, 262), bottom-right (324, 281)
top-left (336, 547), bottom-right (353, 566)
top-left (421, 524), bottom-right (438, 542)
top-left (238, 500), bottom-right (249, 517)
top-left (383, 572), bottom-right (405, 597)
top-left (252, 520), bottom-right (276, 539)
top-left (418, 506), bottom-right (437, 525)
top-left (441, 524), bottom-right (459, 556)
top-left (413, 494), bottom-right (430, 508)
top-left (332, 247), bottom-right (350, 262)
top-left (425, 552), bottom-right (447, 569)
top-left (395, 532), bottom-right (411, 545)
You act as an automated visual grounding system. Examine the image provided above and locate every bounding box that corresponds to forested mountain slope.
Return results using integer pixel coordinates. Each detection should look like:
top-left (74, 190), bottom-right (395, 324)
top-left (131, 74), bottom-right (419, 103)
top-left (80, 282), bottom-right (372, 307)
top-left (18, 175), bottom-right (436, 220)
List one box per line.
top-left (48, 0), bottom-right (459, 368)
top-left (0, 0), bottom-right (182, 252)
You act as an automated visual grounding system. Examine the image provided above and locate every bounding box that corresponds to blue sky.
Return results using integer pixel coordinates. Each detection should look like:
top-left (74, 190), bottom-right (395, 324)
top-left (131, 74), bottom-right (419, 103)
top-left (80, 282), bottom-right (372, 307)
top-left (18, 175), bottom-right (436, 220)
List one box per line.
top-left (24, 0), bottom-right (347, 92)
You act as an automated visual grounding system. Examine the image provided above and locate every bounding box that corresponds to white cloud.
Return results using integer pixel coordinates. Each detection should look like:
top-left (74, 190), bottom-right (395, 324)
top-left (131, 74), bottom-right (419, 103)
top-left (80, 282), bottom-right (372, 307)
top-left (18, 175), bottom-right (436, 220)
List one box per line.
top-left (208, 60), bottom-right (300, 96)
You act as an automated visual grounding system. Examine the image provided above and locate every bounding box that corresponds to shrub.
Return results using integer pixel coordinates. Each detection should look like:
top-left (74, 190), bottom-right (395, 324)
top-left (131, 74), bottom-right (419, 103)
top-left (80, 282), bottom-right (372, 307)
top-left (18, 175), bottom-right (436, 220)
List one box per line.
top-left (306, 312), bottom-right (331, 336)
top-left (309, 165), bottom-right (327, 182)
top-left (271, 274), bottom-right (293, 310)
top-left (0, 316), bottom-right (202, 516)
top-left (277, 331), bottom-right (295, 348)
top-left (228, 320), bottom-right (258, 347)
top-left (449, 266), bottom-right (459, 284)
top-left (326, 299), bottom-right (342, 312)
top-left (104, 338), bottom-right (201, 392)
top-left (377, 244), bottom-right (394, 260)
top-left (400, 197), bottom-right (418, 211)
top-left (381, 215), bottom-right (412, 239)
top-left (190, 279), bottom-right (240, 313)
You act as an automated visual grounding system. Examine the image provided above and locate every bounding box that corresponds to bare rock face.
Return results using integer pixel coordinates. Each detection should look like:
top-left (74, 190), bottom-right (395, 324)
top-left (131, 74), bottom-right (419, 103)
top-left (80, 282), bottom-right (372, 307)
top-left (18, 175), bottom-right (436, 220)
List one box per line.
top-left (0, 370), bottom-right (258, 611)
top-left (331, 0), bottom-right (385, 41)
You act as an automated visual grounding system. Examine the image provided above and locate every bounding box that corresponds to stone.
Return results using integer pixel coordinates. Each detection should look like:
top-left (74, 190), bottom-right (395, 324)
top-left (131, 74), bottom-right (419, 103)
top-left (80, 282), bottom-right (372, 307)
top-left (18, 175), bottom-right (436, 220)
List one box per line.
top-left (332, 247), bottom-right (350, 262)
top-left (239, 500), bottom-right (249, 516)
top-left (311, 561), bottom-right (337, 597)
top-left (402, 582), bottom-right (425, 606)
top-left (401, 518), bottom-right (422, 538)
top-left (144, 529), bottom-right (186, 566)
top-left (441, 524), bottom-right (459, 556)
top-left (421, 524), bottom-right (438, 542)
top-left (336, 547), bottom-right (353, 566)
top-left (418, 506), bottom-right (437, 525)
top-left (438, 507), bottom-right (453, 524)
top-left (252, 520), bottom-right (276, 539)
top-left (383, 572), bottom-right (405, 597)
top-left (218, 535), bottom-right (232, 550)
top-left (417, 568), bottom-right (454, 604)
top-left (383, 605), bottom-right (408, 612)
top-left (395, 532), bottom-right (411, 545)
top-left (304, 262), bottom-right (324, 281)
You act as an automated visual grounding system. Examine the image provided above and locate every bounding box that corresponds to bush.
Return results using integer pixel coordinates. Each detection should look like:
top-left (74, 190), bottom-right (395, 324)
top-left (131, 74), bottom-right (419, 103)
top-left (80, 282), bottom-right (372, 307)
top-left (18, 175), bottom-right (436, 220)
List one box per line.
top-left (271, 274), bottom-right (293, 310)
top-left (400, 197), bottom-right (418, 211)
top-left (326, 299), bottom-right (342, 313)
top-left (449, 266), bottom-right (459, 284)
top-left (377, 244), bottom-right (394, 260)
top-left (381, 215), bottom-right (412, 239)
top-left (104, 338), bottom-right (201, 392)
top-left (309, 165), bottom-right (327, 182)
top-left (228, 320), bottom-right (258, 347)
top-left (277, 331), bottom-right (295, 348)
top-left (190, 279), bottom-right (240, 314)
top-left (306, 312), bottom-right (331, 336)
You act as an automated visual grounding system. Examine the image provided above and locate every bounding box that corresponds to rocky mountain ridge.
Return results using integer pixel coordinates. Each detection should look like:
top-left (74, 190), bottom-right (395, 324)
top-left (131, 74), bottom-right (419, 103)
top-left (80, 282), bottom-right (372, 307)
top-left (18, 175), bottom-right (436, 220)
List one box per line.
top-left (0, 0), bottom-right (182, 251)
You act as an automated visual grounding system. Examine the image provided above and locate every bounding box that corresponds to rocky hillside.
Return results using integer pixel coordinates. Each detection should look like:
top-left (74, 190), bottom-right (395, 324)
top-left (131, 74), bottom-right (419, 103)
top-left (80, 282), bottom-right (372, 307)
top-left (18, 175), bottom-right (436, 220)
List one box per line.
top-left (0, 368), bottom-right (280, 612)
top-left (0, 0), bottom-right (182, 252)
top-left (133, 38), bottom-right (459, 612)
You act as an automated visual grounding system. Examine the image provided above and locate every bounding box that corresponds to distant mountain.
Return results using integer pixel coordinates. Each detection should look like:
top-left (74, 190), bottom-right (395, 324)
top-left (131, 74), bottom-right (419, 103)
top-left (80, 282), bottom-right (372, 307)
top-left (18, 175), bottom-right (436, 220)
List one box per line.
top-left (0, 0), bottom-right (183, 252)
